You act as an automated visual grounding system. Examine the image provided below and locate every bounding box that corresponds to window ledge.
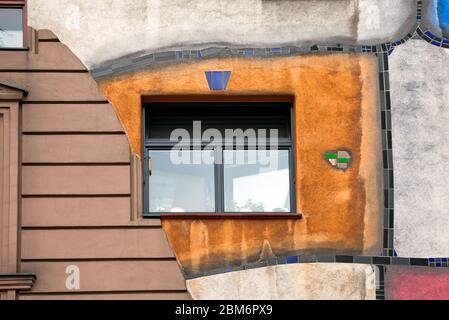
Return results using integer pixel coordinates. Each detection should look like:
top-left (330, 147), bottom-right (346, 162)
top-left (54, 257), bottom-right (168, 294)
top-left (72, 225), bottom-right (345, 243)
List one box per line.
top-left (0, 273), bottom-right (36, 291)
top-left (159, 213), bottom-right (302, 219)
top-left (0, 47), bottom-right (29, 51)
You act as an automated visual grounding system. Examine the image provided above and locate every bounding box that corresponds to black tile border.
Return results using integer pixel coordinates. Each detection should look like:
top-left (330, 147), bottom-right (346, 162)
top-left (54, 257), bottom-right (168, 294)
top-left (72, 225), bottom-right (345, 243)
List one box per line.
top-left (92, 0), bottom-right (449, 300)
top-left (91, 2), bottom-right (435, 267)
top-left (377, 48), bottom-right (396, 257)
top-left (91, 1), bottom-right (423, 81)
top-left (184, 254), bottom-right (449, 281)
top-left (376, 265), bottom-right (386, 300)
top-left (176, 0), bottom-right (449, 301)
top-left (416, 0), bottom-right (449, 48)
top-left (181, 253), bottom-right (447, 301)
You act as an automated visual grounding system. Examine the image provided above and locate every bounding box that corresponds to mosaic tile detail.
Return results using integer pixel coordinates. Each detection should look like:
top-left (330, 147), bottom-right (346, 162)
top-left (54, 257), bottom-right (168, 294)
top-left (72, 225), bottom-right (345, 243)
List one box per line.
top-left (417, 0), bottom-right (422, 22)
top-left (205, 71), bottom-right (232, 91)
top-left (324, 150), bottom-right (352, 171)
top-left (90, 1), bottom-right (440, 82)
top-left (429, 258), bottom-right (449, 268)
top-left (183, 255), bottom-right (448, 281)
top-left (183, 254), bottom-right (449, 292)
top-left (91, 25), bottom-right (417, 81)
top-left (415, 0), bottom-right (449, 48)
top-left (93, 0), bottom-right (449, 301)
top-left (376, 48), bottom-right (396, 257)
top-left (376, 266), bottom-right (386, 300)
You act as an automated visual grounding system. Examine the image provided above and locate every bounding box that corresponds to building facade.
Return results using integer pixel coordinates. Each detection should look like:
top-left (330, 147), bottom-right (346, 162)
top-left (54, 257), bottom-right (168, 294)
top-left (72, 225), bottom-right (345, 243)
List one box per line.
top-left (0, 0), bottom-right (449, 300)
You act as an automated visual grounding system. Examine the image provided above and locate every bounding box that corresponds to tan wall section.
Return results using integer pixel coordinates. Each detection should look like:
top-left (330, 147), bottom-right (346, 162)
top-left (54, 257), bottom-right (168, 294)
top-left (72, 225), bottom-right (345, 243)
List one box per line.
top-left (187, 263), bottom-right (376, 300)
top-left (101, 54), bottom-right (383, 275)
top-left (0, 73), bottom-right (104, 102)
top-left (22, 166), bottom-right (131, 195)
top-left (22, 261), bottom-right (186, 293)
top-left (19, 292), bottom-right (191, 300)
top-left (0, 29), bottom-right (188, 299)
top-left (22, 229), bottom-right (174, 260)
top-left (22, 135), bottom-right (130, 163)
top-left (0, 41), bottom-right (85, 71)
top-left (22, 103), bottom-right (124, 133)
top-left (21, 197), bottom-right (158, 227)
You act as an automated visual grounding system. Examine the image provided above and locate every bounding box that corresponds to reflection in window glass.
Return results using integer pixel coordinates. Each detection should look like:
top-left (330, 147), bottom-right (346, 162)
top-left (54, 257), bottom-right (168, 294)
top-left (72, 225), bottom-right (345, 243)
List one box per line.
top-left (148, 150), bottom-right (215, 213)
top-left (0, 8), bottom-right (23, 48)
top-left (223, 150), bottom-right (291, 212)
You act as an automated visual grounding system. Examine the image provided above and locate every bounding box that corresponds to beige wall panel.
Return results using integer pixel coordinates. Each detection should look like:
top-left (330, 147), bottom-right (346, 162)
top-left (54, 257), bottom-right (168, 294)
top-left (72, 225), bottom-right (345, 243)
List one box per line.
top-left (21, 261), bottom-right (186, 293)
top-left (0, 73), bottom-right (105, 101)
top-left (37, 30), bottom-right (59, 41)
top-left (22, 135), bottom-right (130, 163)
top-left (22, 104), bottom-right (124, 133)
top-left (22, 228), bottom-right (174, 259)
top-left (0, 42), bottom-right (85, 70)
top-left (19, 291), bottom-right (190, 300)
top-left (187, 263), bottom-right (376, 300)
top-left (21, 197), bottom-right (154, 227)
top-left (22, 165), bottom-right (130, 195)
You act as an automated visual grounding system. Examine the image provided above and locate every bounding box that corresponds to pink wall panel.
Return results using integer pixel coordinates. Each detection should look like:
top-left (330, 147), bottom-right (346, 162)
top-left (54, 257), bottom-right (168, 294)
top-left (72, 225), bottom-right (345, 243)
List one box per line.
top-left (386, 266), bottom-right (449, 300)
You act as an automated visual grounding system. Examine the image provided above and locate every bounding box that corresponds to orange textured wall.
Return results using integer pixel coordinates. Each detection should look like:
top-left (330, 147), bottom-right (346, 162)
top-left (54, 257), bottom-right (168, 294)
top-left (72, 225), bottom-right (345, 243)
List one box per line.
top-left (100, 54), bottom-right (383, 275)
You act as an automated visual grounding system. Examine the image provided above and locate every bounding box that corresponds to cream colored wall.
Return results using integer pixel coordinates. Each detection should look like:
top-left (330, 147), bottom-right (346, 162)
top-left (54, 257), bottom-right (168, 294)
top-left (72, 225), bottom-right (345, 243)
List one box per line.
top-left (187, 263), bottom-right (377, 300)
top-left (27, 0), bottom-right (417, 69)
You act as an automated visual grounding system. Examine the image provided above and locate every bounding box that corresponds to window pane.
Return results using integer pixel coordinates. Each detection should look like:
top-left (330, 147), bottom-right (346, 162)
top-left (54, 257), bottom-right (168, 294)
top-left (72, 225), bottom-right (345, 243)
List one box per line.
top-left (0, 9), bottom-right (23, 48)
top-left (224, 150), bottom-right (291, 212)
top-left (148, 150), bottom-right (215, 213)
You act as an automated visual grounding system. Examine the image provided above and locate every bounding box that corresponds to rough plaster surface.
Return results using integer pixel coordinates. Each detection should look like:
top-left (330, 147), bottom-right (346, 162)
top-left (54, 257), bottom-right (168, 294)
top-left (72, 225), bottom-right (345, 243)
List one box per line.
top-left (187, 263), bottom-right (376, 300)
top-left (390, 40), bottom-right (449, 258)
top-left (28, 0), bottom-right (416, 69)
top-left (386, 266), bottom-right (449, 300)
top-left (101, 54), bottom-right (383, 274)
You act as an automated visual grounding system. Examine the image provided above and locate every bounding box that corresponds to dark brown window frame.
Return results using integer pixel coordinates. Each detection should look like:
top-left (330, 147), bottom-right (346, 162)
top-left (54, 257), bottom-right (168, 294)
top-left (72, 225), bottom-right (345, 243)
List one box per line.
top-left (0, 0), bottom-right (28, 49)
top-left (141, 95), bottom-right (302, 219)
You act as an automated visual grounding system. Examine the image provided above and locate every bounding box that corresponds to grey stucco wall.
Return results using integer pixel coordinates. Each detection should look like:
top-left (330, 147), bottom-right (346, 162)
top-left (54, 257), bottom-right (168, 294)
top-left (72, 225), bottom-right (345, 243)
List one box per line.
top-left (27, 0), bottom-right (417, 69)
top-left (391, 39), bottom-right (449, 258)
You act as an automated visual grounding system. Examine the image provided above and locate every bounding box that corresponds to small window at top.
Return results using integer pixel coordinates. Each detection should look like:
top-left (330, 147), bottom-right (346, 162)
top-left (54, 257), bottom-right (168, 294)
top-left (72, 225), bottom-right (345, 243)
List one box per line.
top-left (0, 1), bottom-right (26, 49)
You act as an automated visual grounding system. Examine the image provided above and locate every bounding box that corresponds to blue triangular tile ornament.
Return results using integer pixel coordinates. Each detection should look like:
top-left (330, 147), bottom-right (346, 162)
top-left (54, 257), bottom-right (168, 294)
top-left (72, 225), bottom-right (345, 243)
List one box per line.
top-left (205, 71), bottom-right (231, 90)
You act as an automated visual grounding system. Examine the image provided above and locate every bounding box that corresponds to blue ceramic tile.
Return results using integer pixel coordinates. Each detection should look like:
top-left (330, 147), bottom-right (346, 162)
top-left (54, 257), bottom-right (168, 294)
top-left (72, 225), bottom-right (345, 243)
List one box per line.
top-left (438, 0), bottom-right (449, 38)
top-left (222, 71), bottom-right (231, 89)
top-left (205, 72), bottom-right (214, 89)
top-left (211, 72), bottom-right (223, 90)
top-left (286, 256), bottom-right (299, 264)
top-left (425, 31), bottom-right (436, 38)
top-left (205, 71), bottom-right (232, 91)
top-left (243, 50), bottom-right (253, 57)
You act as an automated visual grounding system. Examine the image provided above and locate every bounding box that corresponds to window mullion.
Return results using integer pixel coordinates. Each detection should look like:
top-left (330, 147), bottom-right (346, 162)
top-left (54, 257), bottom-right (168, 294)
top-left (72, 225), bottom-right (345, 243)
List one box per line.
top-left (214, 146), bottom-right (224, 213)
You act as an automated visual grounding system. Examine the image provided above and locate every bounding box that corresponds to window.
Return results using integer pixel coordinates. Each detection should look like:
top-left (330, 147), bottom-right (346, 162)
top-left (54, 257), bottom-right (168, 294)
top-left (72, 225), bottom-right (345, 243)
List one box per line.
top-left (143, 102), bottom-right (295, 215)
top-left (0, 1), bottom-right (27, 49)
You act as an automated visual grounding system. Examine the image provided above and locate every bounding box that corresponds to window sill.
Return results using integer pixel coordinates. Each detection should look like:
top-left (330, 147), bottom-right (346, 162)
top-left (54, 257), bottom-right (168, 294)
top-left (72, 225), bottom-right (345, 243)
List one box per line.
top-left (159, 213), bottom-right (302, 219)
top-left (0, 47), bottom-right (29, 51)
